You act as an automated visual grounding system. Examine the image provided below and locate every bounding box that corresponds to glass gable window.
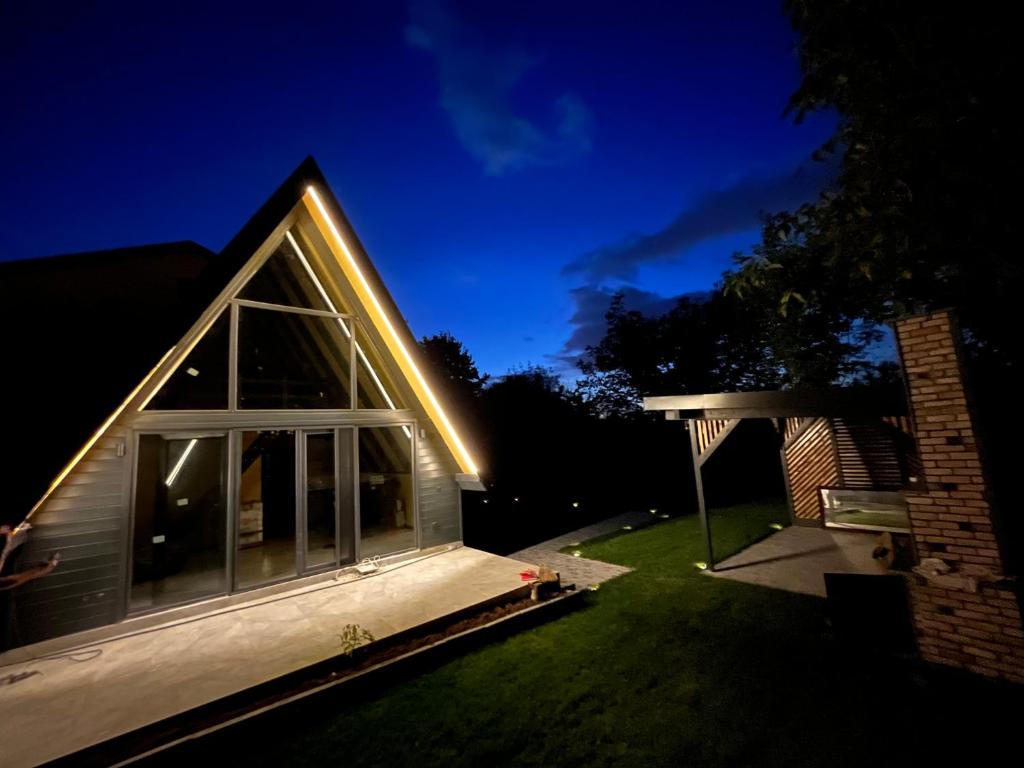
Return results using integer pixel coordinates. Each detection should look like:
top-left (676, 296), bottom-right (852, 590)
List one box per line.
top-left (238, 306), bottom-right (354, 409)
top-left (145, 310), bottom-right (230, 410)
top-left (238, 237), bottom-right (334, 311)
top-left (355, 323), bottom-right (407, 410)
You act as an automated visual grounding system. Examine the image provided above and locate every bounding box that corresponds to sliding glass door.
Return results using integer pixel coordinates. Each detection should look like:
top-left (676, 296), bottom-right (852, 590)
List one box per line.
top-left (303, 429), bottom-right (355, 572)
top-left (131, 422), bottom-right (415, 612)
top-left (358, 426), bottom-right (416, 558)
top-left (130, 433), bottom-right (229, 612)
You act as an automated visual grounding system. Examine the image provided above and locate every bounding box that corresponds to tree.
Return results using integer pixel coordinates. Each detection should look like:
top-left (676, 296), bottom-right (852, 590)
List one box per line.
top-left (577, 290), bottom-right (794, 417)
top-left (726, 1), bottom-right (1024, 374)
top-left (419, 331), bottom-right (489, 403)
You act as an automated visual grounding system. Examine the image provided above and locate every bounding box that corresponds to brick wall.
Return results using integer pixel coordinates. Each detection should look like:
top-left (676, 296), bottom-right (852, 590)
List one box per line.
top-left (895, 309), bottom-right (1024, 683)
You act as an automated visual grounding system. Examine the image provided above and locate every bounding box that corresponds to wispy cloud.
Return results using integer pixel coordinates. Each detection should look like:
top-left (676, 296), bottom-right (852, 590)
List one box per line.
top-left (405, 0), bottom-right (592, 176)
top-left (563, 159), bottom-right (835, 282)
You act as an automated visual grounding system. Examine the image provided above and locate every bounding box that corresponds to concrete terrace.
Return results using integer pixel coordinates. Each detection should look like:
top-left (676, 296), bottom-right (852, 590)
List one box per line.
top-left (707, 525), bottom-right (887, 597)
top-left (0, 546), bottom-right (533, 768)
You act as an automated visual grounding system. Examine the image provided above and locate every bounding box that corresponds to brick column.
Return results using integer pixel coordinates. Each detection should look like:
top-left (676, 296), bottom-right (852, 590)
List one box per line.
top-left (895, 309), bottom-right (1024, 682)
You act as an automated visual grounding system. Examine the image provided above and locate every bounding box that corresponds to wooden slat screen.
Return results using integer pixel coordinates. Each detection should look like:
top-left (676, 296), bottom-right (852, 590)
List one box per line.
top-left (833, 418), bottom-right (904, 490)
top-left (695, 419), bottom-right (730, 456)
top-left (783, 417), bottom-right (839, 520)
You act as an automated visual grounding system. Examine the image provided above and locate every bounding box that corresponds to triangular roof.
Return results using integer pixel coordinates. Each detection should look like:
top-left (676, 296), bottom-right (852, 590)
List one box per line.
top-left (2, 157), bottom-right (482, 525)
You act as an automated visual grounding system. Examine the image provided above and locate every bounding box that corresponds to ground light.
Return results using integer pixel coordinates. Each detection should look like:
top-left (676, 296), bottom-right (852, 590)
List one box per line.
top-left (693, 561), bottom-right (709, 571)
top-left (659, 513), bottom-right (670, 519)
top-left (572, 502), bottom-right (579, 508)
top-left (622, 525), bottom-right (633, 531)
top-left (572, 550), bottom-right (583, 558)
top-left (769, 522), bottom-right (784, 530)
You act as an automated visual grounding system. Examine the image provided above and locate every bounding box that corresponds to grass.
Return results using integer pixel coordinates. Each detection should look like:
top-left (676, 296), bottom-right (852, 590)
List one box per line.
top-left (146, 506), bottom-right (1023, 768)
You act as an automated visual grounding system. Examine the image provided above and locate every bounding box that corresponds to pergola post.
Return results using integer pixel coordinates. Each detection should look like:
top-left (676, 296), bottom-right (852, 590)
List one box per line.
top-left (687, 419), bottom-right (715, 570)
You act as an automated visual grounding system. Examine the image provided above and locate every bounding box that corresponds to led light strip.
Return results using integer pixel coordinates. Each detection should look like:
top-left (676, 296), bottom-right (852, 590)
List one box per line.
top-left (285, 231), bottom-right (411, 439)
top-left (164, 438), bottom-right (198, 486)
top-left (24, 347), bottom-right (178, 522)
top-left (305, 186), bottom-right (478, 474)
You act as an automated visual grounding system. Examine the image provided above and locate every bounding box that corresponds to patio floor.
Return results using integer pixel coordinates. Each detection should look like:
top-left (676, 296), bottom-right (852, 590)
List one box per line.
top-left (707, 525), bottom-right (888, 597)
top-left (0, 546), bottom-right (533, 768)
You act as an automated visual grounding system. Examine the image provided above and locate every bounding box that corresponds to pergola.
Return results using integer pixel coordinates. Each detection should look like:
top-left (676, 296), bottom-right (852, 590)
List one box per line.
top-left (643, 388), bottom-right (910, 570)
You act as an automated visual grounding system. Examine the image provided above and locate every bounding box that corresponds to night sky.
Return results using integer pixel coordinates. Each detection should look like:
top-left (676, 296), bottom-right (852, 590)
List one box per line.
top-left (1, 1), bottom-right (834, 378)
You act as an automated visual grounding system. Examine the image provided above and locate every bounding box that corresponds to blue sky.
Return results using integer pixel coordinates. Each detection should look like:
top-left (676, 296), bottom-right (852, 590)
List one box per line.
top-left (0, 1), bottom-right (835, 377)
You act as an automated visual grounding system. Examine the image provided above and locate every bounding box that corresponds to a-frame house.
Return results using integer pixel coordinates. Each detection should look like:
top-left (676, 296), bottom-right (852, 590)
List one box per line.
top-left (0, 157), bottom-right (484, 647)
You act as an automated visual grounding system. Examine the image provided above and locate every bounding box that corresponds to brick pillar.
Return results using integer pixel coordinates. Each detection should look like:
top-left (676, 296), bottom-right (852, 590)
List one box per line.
top-left (895, 309), bottom-right (1024, 683)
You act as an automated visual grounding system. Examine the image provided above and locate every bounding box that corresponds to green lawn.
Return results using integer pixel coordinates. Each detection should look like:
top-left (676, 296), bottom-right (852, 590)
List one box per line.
top-left (147, 509), bottom-right (1022, 767)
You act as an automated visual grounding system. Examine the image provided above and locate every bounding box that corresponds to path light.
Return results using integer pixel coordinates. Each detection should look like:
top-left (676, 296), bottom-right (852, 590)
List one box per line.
top-left (649, 508), bottom-right (658, 515)
top-left (659, 513), bottom-right (670, 519)
top-left (769, 522), bottom-right (784, 531)
top-left (622, 525), bottom-right (633, 531)
top-left (572, 550), bottom-right (583, 558)
top-left (513, 497), bottom-right (519, 503)
top-left (572, 502), bottom-right (579, 508)
top-left (568, 541), bottom-right (581, 547)
top-left (482, 499), bottom-right (489, 505)
top-left (693, 561), bottom-right (709, 571)
top-left (587, 584), bottom-right (600, 592)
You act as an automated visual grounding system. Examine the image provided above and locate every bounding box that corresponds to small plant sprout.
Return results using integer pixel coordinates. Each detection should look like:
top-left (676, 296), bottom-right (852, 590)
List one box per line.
top-left (338, 624), bottom-right (375, 656)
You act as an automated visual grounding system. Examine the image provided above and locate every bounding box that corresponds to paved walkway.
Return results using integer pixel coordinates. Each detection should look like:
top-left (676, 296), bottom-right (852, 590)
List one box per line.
top-left (708, 525), bottom-right (888, 597)
top-left (509, 510), bottom-right (651, 587)
top-left (0, 547), bottom-right (532, 768)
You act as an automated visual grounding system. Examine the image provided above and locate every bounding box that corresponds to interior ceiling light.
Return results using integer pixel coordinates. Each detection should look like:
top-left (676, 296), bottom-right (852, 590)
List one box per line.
top-left (165, 438), bottom-right (198, 486)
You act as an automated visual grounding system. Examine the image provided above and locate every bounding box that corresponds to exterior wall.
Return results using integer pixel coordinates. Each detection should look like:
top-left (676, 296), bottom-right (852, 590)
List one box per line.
top-left (6, 418), bottom-right (466, 649)
top-left (895, 310), bottom-right (1024, 683)
top-left (416, 428), bottom-right (462, 549)
top-left (7, 428), bottom-right (131, 647)
top-left (783, 417), bottom-right (840, 521)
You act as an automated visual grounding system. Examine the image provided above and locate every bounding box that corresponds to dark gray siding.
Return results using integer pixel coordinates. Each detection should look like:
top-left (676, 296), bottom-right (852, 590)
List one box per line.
top-left (416, 429), bottom-right (461, 548)
top-left (7, 427), bottom-right (129, 647)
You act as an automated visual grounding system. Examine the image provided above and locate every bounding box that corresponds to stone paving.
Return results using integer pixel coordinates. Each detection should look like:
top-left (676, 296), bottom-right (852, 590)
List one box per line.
top-left (509, 510), bottom-right (652, 588)
top-left (0, 547), bottom-right (532, 768)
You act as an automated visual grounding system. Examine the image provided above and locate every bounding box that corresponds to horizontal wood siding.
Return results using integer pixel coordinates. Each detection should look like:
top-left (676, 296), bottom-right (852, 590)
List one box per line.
top-left (417, 430), bottom-right (461, 549)
top-left (7, 428), bottom-right (129, 647)
top-left (783, 417), bottom-right (839, 521)
top-left (833, 418), bottom-right (904, 490)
